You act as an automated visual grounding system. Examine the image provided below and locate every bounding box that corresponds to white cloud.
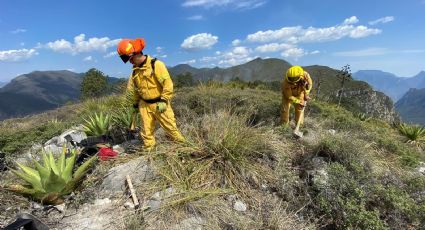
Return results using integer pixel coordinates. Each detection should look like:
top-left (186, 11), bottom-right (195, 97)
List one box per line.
top-left (369, 16), bottom-right (394, 25)
top-left (199, 46), bottom-right (256, 66)
top-left (20, 42), bottom-right (25, 46)
top-left (219, 56), bottom-right (257, 66)
top-left (46, 39), bottom-right (73, 52)
top-left (83, 56), bottom-right (93, 61)
top-left (182, 0), bottom-right (266, 10)
top-left (181, 59), bottom-right (197, 65)
top-left (103, 51), bottom-right (116, 58)
top-left (181, 33), bottom-right (218, 51)
top-left (246, 16), bottom-right (381, 44)
top-left (200, 56), bottom-right (218, 63)
top-left (158, 54), bottom-right (168, 58)
top-left (219, 46), bottom-right (257, 66)
top-left (187, 15), bottom-right (204, 20)
top-left (10, 28), bottom-right (27, 34)
top-left (281, 47), bottom-right (306, 60)
top-left (43, 34), bottom-right (120, 55)
top-left (400, 49), bottom-right (425, 53)
top-left (232, 46), bottom-right (250, 56)
top-left (156, 46), bottom-right (163, 53)
top-left (349, 26), bottom-right (382, 38)
top-left (255, 43), bottom-right (293, 53)
top-left (343, 16), bottom-right (359, 25)
top-left (310, 50), bottom-right (320, 54)
top-left (333, 48), bottom-right (389, 57)
top-left (0, 49), bottom-right (38, 62)
top-left (232, 39), bottom-right (241, 46)
top-left (247, 26), bottom-right (301, 43)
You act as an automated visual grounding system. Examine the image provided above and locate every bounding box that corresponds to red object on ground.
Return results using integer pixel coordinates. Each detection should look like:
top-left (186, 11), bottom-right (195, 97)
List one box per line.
top-left (98, 147), bottom-right (118, 161)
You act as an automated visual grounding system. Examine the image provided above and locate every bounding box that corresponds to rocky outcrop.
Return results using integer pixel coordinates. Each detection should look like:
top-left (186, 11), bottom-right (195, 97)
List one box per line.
top-left (340, 89), bottom-right (399, 123)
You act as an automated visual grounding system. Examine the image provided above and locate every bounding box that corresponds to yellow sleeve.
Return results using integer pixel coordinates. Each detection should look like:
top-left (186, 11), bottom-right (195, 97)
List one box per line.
top-left (304, 71), bottom-right (313, 95)
top-left (126, 73), bottom-right (140, 104)
top-left (154, 60), bottom-right (173, 101)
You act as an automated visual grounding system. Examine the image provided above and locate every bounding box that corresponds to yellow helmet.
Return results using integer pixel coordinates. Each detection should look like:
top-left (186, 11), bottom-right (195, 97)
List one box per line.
top-left (286, 66), bottom-right (304, 83)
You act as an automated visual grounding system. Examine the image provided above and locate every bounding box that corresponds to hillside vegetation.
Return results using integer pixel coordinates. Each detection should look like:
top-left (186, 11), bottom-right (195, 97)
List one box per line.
top-left (0, 82), bottom-right (424, 229)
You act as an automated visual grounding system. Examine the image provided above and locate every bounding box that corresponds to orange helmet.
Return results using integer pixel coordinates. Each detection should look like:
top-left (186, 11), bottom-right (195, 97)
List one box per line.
top-left (117, 38), bottom-right (145, 63)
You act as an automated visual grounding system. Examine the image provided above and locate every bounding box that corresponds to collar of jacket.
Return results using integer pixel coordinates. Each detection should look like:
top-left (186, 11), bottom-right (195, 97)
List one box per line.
top-left (132, 55), bottom-right (150, 70)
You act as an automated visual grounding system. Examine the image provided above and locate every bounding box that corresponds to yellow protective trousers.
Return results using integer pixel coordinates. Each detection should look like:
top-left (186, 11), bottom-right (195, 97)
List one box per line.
top-left (138, 100), bottom-right (185, 149)
top-left (281, 96), bottom-right (305, 125)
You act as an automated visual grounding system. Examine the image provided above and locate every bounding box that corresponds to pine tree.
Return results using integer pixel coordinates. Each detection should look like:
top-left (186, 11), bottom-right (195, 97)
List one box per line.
top-left (80, 68), bottom-right (108, 100)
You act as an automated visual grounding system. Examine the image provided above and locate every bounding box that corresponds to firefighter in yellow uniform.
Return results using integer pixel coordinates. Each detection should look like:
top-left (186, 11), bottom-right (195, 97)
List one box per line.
top-left (281, 66), bottom-right (313, 126)
top-left (117, 38), bottom-right (185, 150)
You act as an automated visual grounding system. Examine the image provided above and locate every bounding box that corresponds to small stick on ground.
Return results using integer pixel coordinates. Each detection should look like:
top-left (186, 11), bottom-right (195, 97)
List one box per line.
top-left (126, 175), bottom-right (140, 209)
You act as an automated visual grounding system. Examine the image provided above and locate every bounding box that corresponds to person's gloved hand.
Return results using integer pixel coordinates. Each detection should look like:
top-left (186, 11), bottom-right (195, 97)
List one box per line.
top-left (156, 101), bottom-right (167, 113)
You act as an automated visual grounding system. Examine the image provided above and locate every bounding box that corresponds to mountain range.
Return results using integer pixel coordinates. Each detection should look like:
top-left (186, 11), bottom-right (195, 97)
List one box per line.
top-left (0, 71), bottom-right (123, 121)
top-left (0, 71), bottom-right (83, 120)
top-left (353, 70), bottom-right (425, 101)
top-left (395, 88), bottom-right (425, 125)
top-left (0, 82), bottom-right (8, 88)
top-left (0, 58), bottom-right (400, 122)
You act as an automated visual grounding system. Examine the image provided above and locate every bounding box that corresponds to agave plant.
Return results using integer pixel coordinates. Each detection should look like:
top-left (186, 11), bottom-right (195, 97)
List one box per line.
top-left (112, 108), bottom-right (139, 130)
top-left (5, 147), bottom-right (97, 204)
top-left (397, 123), bottom-right (425, 145)
top-left (82, 112), bottom-right (111, 136)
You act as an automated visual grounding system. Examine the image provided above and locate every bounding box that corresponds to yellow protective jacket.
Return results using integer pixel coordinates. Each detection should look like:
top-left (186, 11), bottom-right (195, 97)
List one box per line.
top-left (127, 55), bottom-right (173, 104)
top-left (282, 71), bottom-right (313, 104)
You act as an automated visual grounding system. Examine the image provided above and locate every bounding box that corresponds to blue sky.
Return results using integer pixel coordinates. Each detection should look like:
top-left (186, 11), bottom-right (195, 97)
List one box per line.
top-left (1, 0), bottom-right (425, 82)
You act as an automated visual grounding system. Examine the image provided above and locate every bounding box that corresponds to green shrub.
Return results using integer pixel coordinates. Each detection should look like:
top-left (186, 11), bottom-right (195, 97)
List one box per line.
top-left (309, 135), bottom-right (425, 229)
top-left (173, 85), bottom-right (281, 125)
top-left (149, 109), bottom-right (276, 209)
top-left (314, 135), bottom-right (371, 172)
top-left (374, 134), bottom-right (422, 167)
top-left (315, 163), bottom-right (387, 229)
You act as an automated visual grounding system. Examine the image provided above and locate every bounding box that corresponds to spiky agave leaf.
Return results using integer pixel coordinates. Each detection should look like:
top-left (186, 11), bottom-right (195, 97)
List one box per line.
top-left (4, 184), bottom-right (39, 196)
top-left (16, 162), bottom-right (41, 182)
top-left (62, 149), bottom-right (77, 183)
top-left (62, 155), bottom-right (98, 194)
top-left (398, 123), bottom-right (425, 144)
top-left (11, 169), bottom-right (44, 192)
top-left (33, 160), bottom-right (50, 187)
top-left (82, 112), bottom-right (111, 136)
top-left (41, 152), bottom-right (50, 168)
top-left (112, 108), bottom-right (135, 129)
top-left (48, 152), bottom-right (59, 176)
top-left (57, 145), bottom-right (67, 174)
top-left (73, 155), bottom-right (98, 182)
top-left (44, 168), bottom-right (67, 193)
